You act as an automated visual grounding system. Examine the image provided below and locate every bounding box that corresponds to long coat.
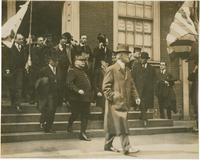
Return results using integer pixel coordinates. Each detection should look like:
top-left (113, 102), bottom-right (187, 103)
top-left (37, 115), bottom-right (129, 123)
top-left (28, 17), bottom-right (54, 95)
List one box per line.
top-left (132, 63), bottom-right (156, 108)
top-left (155, 71), bottom-right (177, 112)
top-left (103, 63), bottom-right (139, 135)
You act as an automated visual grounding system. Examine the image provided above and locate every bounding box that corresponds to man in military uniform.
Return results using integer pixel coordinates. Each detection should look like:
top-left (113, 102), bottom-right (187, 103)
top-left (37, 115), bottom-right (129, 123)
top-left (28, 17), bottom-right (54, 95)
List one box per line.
top-left (67, 51), bottom-right (92, 141)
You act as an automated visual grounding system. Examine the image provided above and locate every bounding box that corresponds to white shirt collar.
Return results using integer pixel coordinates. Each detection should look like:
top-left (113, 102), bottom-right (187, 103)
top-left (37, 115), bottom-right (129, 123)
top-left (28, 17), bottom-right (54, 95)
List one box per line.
top-left (15, 43), bottom-right (21, 51)
top-left (117, 60), bottom-right (125, 69)
top-left (58, 44), bottom-right (63, 51)
top-left (49, 64), bottom-right (56, 74)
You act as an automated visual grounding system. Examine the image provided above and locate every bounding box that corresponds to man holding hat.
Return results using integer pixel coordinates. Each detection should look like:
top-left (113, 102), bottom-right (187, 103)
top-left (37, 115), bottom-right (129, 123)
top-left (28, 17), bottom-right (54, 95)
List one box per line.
top-left (35, 53), bottom-right (59, 133)
top-left (132, 52), bottom-right (156, 126)
top-left (66, 50), bottom-right (92, 141)
top-left (102, 44), bottom-right (141, 155)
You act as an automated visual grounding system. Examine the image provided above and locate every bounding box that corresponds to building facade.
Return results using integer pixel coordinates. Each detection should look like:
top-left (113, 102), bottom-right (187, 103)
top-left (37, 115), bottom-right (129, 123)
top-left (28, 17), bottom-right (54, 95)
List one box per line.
top-left (2, 0), bottom-right (198, 119)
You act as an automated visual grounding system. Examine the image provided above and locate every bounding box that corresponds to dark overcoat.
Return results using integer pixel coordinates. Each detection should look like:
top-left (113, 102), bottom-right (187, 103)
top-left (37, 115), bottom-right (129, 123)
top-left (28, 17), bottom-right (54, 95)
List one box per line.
top-left (103, 63), bottom-right (139, 135)
top-left (155, 71), bottom-right (177, 112)
top-left (132, 63), bottom-right (156, 108)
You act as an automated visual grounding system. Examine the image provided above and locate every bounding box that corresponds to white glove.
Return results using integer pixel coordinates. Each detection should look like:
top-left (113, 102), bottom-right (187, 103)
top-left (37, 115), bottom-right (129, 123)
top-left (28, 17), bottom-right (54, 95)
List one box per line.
top-left (135, 98), bottom-right (141, 105)
top-left (97, 92), bottom-right (103, 97)
top-left (78, 90), bottom-right (85, 95)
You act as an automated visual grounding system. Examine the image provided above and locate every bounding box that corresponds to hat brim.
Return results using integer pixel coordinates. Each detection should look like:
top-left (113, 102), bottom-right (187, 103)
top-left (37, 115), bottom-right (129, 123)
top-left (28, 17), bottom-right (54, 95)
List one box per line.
top-left (114, 50), bottom-right (131, 54)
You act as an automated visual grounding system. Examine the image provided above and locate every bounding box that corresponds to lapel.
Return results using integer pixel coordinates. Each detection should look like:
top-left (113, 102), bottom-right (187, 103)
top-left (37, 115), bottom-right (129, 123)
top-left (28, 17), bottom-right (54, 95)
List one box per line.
top-left (115, 63), bottom-right (128, 80)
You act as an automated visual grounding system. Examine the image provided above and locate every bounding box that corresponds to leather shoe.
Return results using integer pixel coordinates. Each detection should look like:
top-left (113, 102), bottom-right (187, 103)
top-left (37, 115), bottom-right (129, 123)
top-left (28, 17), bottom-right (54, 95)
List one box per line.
top-left (16, 106), bottom-right (22, 113)
top-left (104, 146), bottom-right (120, 152)
top-left (124, 148), bottom-right (140, 155)
top-left (79, 133), bottom-right (91, 141)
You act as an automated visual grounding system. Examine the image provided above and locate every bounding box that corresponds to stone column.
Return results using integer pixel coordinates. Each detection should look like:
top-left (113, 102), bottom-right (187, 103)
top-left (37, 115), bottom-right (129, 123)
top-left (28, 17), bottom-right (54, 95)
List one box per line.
top-left (153, 1), bottom-right (160, 61)
top-left (7, 0), bottom-right (16, 19)
top-left (62, 1), bottom-right (80, 41)
top-left (182, 60), bottom-right (190, 120)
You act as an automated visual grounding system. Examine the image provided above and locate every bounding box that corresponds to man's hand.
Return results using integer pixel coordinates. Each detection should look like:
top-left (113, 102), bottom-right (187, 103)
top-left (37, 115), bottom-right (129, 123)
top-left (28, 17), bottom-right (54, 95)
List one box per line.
top-left (97, 92), bottom-right (103, 97)
top-left (78, 90), bottom-right (85, 95)
top-left (5, 69), bottom-right (10, 74)
top-left (135, 98), bottom-right (141, 105)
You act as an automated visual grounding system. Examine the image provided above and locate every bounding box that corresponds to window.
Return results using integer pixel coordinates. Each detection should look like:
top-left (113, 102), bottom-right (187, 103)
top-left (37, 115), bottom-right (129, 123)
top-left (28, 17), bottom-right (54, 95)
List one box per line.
top-left (117, 1), bottom-right (153, 58)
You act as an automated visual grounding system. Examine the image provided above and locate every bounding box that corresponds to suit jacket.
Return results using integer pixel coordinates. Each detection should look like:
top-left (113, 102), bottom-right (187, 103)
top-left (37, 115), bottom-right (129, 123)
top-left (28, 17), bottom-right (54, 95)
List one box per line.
top-left (155, 70), bottom-right (176, 111)
top-left (93, 46), bottom-right (112, 70)
top-left (9, 44), bottom-right (26, 73)
top-left (132, 63), bottom-right (156, 108)
top-left (67, 67), bottom-right (92, 102)
top-left (36, 65), bottom-right (60, 101)
top-left (103, 62), bottom-right (139, 135)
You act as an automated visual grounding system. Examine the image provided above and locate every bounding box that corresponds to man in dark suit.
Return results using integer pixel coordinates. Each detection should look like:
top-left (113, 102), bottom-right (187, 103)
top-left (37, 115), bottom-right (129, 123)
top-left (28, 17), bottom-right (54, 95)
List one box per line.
top-left (35, 54), bottom-right (59, 133)
top-left (155, 62), bottom-right (177, 119)
top-left (78, 35), bottom-right (93, 77)
top-left (52, 34), bottom-right (70, 106)
top-left (132, 52), bottom-right (156, 126)
top-left (67, 51), bottom-right (92, 141)
top-left (8, 34), bottom-right (26, 113)
top-left (93, 34), bottom-right (112, 111)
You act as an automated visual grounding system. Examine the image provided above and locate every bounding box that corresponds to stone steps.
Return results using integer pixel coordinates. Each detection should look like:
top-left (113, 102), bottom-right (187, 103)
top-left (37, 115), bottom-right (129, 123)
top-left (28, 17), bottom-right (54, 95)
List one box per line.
top-left (1, 119), bottom-right (173, 133)
top-left (1, 126), bottom-right (192, 143)
top-left (1, 111), bottom-right (153, 123)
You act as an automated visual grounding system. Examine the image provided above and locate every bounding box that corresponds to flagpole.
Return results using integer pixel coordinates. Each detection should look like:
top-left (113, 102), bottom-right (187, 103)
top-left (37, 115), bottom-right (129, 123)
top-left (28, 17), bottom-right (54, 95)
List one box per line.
top-left (26, 0), bottom-right (32, 73)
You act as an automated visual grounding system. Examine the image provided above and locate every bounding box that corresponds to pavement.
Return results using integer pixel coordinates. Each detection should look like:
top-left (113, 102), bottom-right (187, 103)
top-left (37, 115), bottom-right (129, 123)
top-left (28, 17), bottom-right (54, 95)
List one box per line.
top-left (1, 132), bottom-right (199, 159)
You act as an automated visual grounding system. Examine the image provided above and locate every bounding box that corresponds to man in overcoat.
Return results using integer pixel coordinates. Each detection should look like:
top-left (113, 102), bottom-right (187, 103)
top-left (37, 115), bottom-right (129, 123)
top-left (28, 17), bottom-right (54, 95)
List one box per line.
top-left (9, 34), bottom-right (26, 113)
top-left (102, 45), bottom-right (141, 155)
top-left (35, 53), bottom-right (59, 133)
top-left (131, 52), bottom-right (156, 126)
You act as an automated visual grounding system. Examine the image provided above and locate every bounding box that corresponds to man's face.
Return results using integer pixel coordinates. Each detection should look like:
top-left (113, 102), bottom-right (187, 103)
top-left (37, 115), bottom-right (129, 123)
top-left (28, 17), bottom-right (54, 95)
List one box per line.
top-left (37, 37), bottom-right (44, 46)
top-left (80, 35), bottom-right (87, 44)
top-left (60, 38), bottom-right (67, 46)
top-left (15, 34), bottom-right (24, 45)
top-left (75, 59), bottom-right (86, 68)
top-left (160, 62), bottom-right (166, 70)
top-left (141, 58), bottom-right (147, 64)
top-left (120, 53), bottom-right (130, 64)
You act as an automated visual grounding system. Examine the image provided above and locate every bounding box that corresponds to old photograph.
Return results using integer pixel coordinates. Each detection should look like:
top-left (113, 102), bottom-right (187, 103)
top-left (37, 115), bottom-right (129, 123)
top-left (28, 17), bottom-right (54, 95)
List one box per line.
top-left (1, 0), bottom-right (199, 159)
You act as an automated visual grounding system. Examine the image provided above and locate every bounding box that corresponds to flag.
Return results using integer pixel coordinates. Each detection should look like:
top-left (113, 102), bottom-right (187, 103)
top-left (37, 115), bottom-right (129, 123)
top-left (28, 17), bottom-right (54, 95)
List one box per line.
top-left (166, 1), bottom-right (198, 59)
top-left (2, 0), bottom-right (30, 48)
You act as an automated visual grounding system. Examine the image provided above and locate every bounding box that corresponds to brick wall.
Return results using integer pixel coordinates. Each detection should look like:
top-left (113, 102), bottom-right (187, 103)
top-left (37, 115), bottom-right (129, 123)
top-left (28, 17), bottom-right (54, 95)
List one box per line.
top-left (80, 1), bottom-right (113, 51)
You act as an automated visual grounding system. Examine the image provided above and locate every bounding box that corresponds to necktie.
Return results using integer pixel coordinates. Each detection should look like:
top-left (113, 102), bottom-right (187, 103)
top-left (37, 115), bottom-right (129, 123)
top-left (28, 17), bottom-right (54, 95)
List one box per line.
top-left (53, 67), bottom-right (56, 75)
top-left (18, 45), bottom-right (21, 52)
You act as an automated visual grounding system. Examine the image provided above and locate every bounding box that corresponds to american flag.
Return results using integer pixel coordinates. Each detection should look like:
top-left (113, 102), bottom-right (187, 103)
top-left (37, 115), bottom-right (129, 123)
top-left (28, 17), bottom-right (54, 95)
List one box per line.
top-left (166, 1), bottom-right (198, 59)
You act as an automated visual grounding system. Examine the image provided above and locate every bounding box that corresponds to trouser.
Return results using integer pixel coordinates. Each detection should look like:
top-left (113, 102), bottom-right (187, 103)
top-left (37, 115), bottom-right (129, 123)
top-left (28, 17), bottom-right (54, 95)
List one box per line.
top-left (159, 106), bottom-right (172, 119)
top-left (104, 133), bottom-right (131, 152)
top-left (140, 103), bottom-right (148, 121)
top-left (10, 70), bottom-right (24, 107)
top-left (68, 101), bottom-right (90, 133)
top-left (39, 96), bottom-right (58, 130)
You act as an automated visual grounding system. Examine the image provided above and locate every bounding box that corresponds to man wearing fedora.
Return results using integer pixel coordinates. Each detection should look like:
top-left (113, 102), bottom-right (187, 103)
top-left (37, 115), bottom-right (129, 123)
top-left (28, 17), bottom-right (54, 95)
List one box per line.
top-left (103, 44), bottom-right (141, 155)
top-left (66, 50), bottom-right (92, 141)
top-left (132, 52), bottom-right (156, 126)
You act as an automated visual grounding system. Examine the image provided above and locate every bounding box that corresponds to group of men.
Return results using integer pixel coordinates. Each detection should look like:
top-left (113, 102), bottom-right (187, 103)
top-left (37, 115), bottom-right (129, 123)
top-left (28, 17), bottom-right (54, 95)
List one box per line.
top-left (2, 31), bottom-right (179, 155)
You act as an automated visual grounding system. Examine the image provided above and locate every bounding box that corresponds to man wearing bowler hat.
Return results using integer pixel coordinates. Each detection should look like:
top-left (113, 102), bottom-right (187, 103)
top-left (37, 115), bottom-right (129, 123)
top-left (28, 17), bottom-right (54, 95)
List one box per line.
top-left (102, 44), bottom-right (141, 155)
top-left (132, 52), bottom-right (156, 126)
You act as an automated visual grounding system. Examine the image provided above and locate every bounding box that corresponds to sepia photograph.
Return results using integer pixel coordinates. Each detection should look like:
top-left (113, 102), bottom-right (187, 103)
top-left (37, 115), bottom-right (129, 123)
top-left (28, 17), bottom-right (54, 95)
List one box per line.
top-left (1, 0), bottom-right (199, 159)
